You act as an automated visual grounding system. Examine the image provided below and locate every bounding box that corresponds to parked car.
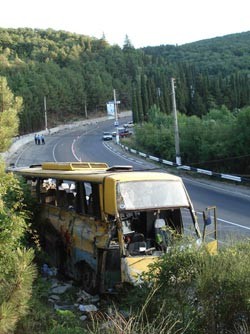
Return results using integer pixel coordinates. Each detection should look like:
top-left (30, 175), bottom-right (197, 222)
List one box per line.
top-left (119, 128), bottom-right (132, 138)
top-left (118, 127), bottom-right (126, 132)
top-left (102, 132), bottom-right (113, 141)
top-left (123, 121), bottom-right (134, 128)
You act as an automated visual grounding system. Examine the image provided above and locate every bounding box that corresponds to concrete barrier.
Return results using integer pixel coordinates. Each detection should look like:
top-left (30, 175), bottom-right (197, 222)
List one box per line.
top-left (1, 111), bottom-right (132, 162)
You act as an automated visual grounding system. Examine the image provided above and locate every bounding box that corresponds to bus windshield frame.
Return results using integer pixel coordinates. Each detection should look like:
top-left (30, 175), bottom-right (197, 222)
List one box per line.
top-left (116, 180), bottom-right (190, 211)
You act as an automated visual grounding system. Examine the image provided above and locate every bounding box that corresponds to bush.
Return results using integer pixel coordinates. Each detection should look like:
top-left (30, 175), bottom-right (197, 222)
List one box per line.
top-left (140, 239), bottom-right (250, 333)
top-left (132, 105), bottom-right (250, 174)
top-left (196, 242), bottom-right (250, 333)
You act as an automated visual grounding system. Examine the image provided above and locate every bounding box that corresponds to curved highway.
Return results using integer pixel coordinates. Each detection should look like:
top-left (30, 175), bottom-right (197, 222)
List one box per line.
top-left (12, 116), bottom-right (250, 244)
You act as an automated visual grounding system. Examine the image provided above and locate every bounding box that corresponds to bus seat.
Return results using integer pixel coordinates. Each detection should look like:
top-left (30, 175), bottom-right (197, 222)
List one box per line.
top-left (58, 190), bottom-right (68, 207)
top-left (67, 192), bottom-right (75, 209)
top-left (45, 188), bottom-right (56, 204)
top-left (128, 233), bottom-right (147, 255)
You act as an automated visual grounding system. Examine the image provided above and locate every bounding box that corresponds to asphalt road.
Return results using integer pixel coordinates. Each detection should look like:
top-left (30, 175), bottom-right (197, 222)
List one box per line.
top-left (11, 116), bottom-right (250, 244)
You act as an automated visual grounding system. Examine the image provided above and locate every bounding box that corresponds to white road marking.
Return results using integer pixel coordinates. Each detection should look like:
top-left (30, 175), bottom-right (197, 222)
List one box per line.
top-left (217, 217), bottom-right (250, 230)
top-left (71, 127), bottom-right (100, 162)
top-left (196, 211), bottom-right (250, 231)
top-left (52, 142), bottom-right (58, 162)
top-left (71, 138), bottom-right (81, 161)
top-left (15, 145), bottom-right (30, 165)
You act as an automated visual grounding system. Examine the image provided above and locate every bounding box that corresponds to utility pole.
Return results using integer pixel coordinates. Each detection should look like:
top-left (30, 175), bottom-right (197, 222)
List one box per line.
top-left (113, 89), bottom-right (119, 144)
top-left (84, 97), bottom-right (88, 119)
top-left (171, 78), bottom-right (181, 165)
top-left (44, 96), bottom-right (48, 131)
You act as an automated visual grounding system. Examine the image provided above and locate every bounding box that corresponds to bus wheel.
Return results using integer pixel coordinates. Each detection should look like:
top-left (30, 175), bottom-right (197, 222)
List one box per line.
top-left (80, 263), bottom-right (97, 294)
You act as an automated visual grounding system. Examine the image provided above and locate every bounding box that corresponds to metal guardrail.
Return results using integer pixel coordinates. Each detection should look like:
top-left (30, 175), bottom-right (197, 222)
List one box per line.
top-left (119, 143), bottom-right (250, 185)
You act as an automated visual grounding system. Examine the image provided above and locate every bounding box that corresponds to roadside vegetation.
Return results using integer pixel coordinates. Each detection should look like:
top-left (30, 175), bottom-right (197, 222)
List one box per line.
top-left (130, 104), bottom-right (250, 175)
top-left (139, 239), bottom-right (250, 334)
top-left (0, 76), bottom-right (21, 152)
top-left (11, 235), bottom-right (250, 334)
top-left (0, 78), bottom-right (37, 333)
top-left (0, 161), bottom-right (37, 333)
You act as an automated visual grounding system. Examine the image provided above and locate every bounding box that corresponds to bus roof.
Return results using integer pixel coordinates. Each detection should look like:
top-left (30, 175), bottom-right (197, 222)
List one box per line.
top-left (12, 162), bottom-right (182, 183)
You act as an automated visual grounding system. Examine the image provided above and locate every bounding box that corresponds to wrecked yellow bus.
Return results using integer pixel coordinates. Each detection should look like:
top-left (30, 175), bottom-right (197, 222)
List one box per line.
top-left (13, 162), bottom-right (217, 293)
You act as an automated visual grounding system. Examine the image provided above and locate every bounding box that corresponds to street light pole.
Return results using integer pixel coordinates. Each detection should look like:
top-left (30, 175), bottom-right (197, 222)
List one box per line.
top-left (113, 89), bottom-right (119, 144)
top-left (171, 78), bottom-right (181, 165)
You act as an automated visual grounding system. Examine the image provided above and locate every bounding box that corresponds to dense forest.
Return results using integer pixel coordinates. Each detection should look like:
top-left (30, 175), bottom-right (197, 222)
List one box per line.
top-left (0, 28), bottom-right (250, 132)
top-left (0, 28), bottom-right (250, 174)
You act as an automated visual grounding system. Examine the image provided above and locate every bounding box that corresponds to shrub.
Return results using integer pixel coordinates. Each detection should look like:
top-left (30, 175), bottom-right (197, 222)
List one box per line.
top-left (140, 239), bottom-right (250, 333)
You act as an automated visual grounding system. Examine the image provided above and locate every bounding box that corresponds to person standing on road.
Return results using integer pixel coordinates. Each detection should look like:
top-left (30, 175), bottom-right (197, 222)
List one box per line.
top-left (41, 134), bottom-right (45, 145)
top-left (34, 134), bottom-right (38, 145)
top-left (37, 134), bottom-right (41, 145)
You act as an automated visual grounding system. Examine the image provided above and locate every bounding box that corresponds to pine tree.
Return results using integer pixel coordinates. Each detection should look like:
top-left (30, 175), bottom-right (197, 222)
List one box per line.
top-left (136, 80), bottom-right (144, 123)
top-left (141, 74), bottom-right (149, 120)
top-left (0, 76), bottom-right (22, 151)
top-left (131, 85), bottom-right (139, 123)
top-left (123, 34), bottom-right (134, 50)
top-left (0, 162), bottom-right (37, 333)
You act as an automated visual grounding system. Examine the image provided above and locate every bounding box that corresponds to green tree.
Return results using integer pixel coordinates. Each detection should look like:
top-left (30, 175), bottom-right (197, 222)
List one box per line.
top-left (134, 105), bottom-right (175, 160)
top-left (230, 107), bottom-right (250, 174)
top-left (135, 79), bottom-right (144, 123)
top-left (141, 73), bottom-right (149, 121)
top-left (179, 113), bottom-right (203, 163)
top-left (123, 34), bottom-right (134, 50)
top-left (0, 163), bottom-right (37, 333)
top-left (0, 76), bottom-right (22, 151)
top-left (131, 85), bottom-right (139, 123)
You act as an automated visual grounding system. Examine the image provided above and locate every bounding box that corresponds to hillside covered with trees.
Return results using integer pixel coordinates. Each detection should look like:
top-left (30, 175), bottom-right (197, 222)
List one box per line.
top-left (0, 28), bottom-right (250, 174)
top-left (0, 28), bottom-right (250, 132)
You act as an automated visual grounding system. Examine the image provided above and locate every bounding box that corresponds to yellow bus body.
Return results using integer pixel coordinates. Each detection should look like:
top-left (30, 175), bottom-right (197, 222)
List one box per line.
top-left (13, 162), bottom-right (216, 293)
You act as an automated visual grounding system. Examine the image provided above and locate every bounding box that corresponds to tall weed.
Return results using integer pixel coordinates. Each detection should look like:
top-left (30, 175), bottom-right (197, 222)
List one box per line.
top-left (88, 288), bottom-right (185, 334)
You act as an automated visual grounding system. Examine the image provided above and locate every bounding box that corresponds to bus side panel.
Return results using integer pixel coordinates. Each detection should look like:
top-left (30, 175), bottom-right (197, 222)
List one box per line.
top-left (36, 205), bottom-right (63, 268)
top-left (72, 216), bottom-right (109, 269)
top-left (37, 205), bottom-right (111, 278)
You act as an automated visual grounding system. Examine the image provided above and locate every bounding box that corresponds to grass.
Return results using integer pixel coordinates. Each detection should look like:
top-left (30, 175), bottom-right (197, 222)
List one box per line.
top-left (14, 276), bottom-right (182, 334)
top-left (88, 287), bottom-right (184, 334)
top-left (15, 277), bottom-right (88, 334)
